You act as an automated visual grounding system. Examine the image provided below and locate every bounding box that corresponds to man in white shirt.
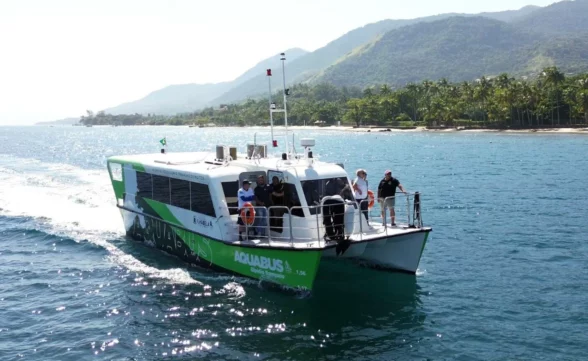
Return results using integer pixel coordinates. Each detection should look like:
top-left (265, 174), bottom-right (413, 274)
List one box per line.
top-left (353, 169), bottom-right (369, 222)
top-left (237, 180), bottom-right (256, 241)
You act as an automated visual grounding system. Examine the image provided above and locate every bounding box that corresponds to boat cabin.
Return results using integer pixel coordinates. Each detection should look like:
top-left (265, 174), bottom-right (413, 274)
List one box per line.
top-left (107, 139), bottom-right (366, 248)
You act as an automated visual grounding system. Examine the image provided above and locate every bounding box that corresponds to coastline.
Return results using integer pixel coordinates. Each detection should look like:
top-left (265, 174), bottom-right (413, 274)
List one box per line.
top-left (260, 125), bottom-right (588, 135)
top-left (32, 124), bottom-right (588, 134)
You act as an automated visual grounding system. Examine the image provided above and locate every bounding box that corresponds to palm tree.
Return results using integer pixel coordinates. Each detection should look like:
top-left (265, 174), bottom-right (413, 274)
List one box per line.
top-left (577, 77), bottom-right (588, 124)
top-left (405, 83), bottom-right (419, 122)
top-left (541, 67), bottom-right (565, 126)
top-left (474, 76), bottom-right (492, 124)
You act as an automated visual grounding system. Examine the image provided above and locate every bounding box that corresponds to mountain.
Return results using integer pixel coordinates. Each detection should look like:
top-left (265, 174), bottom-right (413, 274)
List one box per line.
top-left (35, 117), bottom-right (80, 126)
top-left (313, 17), bottom-right (536, 87)
top-left (105, 82), bottom-right (232, 115)
top-left (208, 20), bottom-right (406, 105)
top-left (312, 12), bottom-right (588, 88)
top-left (515, 0), bottom-right (588, 35)
top-left (479, 5), bottom-right (540, 22)
top-left (105, 48), bottom-right (308, 115)
top-left (207, 5), bottom-right (541, 106)
top-left (102, 1), bottom-right (588, 114)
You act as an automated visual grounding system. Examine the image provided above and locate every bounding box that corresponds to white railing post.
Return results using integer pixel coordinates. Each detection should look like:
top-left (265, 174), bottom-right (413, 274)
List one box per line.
top-left (358, 200), bottom-right (363, 241)
top-left (406, 194), bottom-right (410, 227)
top-left (315, 208), bottom-right (321, 247)
top-left (266, 206), bottom-right (270, 243)
top-left (383, 201), bottom-right (387, 233)
top-left (288, 209), bottom-right (293, 247)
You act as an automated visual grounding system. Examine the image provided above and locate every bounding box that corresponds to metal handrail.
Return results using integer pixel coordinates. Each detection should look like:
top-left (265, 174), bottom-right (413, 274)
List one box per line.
top-left (224, 192), bottom-right (424, 245)
top-left (365, 192), bottom-right (424, 229)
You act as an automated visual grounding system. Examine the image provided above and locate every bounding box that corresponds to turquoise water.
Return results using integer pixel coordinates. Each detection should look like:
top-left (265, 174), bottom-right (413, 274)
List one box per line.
top-left (1, 126), bottom-right (587, 360)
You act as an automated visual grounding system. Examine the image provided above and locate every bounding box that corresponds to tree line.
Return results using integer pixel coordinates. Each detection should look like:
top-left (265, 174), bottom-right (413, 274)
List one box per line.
top-left (80, 67), bottom-right (588, 128)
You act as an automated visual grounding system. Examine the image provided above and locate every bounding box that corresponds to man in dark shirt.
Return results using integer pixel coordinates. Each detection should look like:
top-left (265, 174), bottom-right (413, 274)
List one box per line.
top-left (254, 175), bottom-right (272, 236)
top-left (378, 170), bottom-right (406, 226)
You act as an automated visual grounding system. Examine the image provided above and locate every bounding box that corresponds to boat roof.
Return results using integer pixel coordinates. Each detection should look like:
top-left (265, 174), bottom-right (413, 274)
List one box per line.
top-left (108, 151), bottom-right (349, 182)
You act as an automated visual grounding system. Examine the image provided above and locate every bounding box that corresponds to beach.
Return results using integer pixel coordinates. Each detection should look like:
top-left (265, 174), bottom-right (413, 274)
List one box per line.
top-left (262, 125), bottom-right (588, 134)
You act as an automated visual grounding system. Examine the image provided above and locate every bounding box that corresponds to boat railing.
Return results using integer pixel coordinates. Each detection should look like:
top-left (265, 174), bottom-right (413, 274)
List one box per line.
top-left (224, 192), bottom-right (423, 247)
top-left (362, 192), bottom-right (423, 230)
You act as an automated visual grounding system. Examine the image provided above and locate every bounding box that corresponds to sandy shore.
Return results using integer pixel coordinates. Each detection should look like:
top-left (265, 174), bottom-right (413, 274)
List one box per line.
top-left (276, 125), bottom-right (588, 134)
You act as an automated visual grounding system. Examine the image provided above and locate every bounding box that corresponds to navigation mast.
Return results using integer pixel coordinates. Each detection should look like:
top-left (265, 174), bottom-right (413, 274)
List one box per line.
top-left (267, 52), bottom-right (290, 157)
top-left (280, 52), bottom-right (289, 158)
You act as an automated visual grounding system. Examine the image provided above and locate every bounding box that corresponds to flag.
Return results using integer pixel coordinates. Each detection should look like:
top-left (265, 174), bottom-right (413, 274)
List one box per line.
top-left (160, 137), bottom-right (166, 146)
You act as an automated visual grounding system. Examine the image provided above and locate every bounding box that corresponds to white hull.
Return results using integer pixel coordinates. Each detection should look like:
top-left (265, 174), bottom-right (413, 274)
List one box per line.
top-left (322, 230), bottom-right (430, 273)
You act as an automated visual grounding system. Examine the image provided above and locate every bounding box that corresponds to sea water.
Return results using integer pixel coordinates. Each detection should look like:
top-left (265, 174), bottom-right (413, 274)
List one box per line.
top-left (0, 126), bottom-right (587, 360)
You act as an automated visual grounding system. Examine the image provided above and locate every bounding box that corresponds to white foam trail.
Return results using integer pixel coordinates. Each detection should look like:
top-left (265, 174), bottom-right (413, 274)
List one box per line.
top-left (0, 157), bottom-right (200, 285)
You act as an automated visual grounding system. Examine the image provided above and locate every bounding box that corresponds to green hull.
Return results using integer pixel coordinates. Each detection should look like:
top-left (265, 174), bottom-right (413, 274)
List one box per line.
top-left (123, 208), bottom-right (323, 289)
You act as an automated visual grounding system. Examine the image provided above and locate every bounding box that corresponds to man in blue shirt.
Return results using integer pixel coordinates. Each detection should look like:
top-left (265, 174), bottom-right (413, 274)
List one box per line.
top-left (237, 180), bottom-right (256, 241)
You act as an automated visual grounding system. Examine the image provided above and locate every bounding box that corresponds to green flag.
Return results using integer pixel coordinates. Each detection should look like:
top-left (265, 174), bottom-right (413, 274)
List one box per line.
top-left (160, 137), bottom-right (166, 146)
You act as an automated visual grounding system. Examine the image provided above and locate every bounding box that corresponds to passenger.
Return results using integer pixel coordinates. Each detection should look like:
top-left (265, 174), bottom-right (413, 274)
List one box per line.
top-left (377, 170), bottom-right (406, 226)
top-left (269, 176), bottom-right (285, 233)
top-left (353, 169), bottom-right (369, 222)
top-left (338, 178), bottom-right (354, 201)
top-left (254, 175), bottom-right (272, 237)
top-left (237, 180), bottom-right (256, 241)
top-left (303, 181), bottom-right (320, 206)
top-left (325, 178), bottom-right (340, 197)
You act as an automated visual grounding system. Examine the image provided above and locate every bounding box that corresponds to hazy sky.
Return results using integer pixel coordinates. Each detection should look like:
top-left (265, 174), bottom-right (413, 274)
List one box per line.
top-left (0, 0), bottom-right (557, 125)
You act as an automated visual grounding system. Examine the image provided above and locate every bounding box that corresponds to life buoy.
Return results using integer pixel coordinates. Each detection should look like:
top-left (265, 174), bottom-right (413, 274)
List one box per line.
top-left (367, 190), bottom-right (375, 209)
top-left (240, 202), bottom-right (256, 225)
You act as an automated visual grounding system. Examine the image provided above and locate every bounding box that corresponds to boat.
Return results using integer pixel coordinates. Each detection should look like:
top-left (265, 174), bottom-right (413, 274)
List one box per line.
top-left (106, 53), bottom-right (431, 290)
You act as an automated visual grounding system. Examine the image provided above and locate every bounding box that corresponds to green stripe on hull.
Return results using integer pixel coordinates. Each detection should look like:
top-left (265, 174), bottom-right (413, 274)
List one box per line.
top-left (178, 229), bottom-right (322, 289)
top-left (145, 199), bottom-right (183, 226)
top-left (129, 202), bottom-right (322, 289)
top-left (419, 232), bottom-right (430, 259)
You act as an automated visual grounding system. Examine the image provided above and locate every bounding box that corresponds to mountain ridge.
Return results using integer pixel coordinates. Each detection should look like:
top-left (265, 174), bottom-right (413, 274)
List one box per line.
top-left (51, 1), bottom-right (588, 121)
top-left (312, 13), bottom-right (588, 87)
top-left (104, 48), bottom-right (308, 115)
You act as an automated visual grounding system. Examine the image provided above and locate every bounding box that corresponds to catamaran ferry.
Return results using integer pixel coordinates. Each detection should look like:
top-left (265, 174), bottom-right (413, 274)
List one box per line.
top-left (106, 53), bottom-right (431, 290)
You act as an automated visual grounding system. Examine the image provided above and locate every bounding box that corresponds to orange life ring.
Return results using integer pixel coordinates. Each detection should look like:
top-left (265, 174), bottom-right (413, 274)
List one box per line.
top-left (367, 190), bottom-right (375, 209)
top-left (240, 202), bottom-right (256, 225)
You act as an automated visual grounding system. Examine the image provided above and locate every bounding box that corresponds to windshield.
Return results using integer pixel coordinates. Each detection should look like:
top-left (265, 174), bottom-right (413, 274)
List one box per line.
top-left (301, 177), bottom-right (355, 213)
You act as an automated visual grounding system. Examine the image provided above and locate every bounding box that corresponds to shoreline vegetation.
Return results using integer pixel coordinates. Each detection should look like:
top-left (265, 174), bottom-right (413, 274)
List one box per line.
top-left (77, 67), bottom-right (588, 131)
top-left (69, 124), bottom-right (588, 135)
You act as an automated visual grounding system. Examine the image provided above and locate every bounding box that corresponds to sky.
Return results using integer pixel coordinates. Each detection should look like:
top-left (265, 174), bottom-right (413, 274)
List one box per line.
top-left (0, 0), bottom-right (558, 125)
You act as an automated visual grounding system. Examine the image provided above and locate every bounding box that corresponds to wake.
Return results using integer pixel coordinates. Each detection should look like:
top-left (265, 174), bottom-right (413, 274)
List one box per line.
top-left (0, 155), bottom-right (200, 285)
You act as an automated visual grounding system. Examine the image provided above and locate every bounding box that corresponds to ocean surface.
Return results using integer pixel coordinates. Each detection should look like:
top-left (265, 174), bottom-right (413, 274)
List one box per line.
top-left (0, 126), bottom-right (587, 361)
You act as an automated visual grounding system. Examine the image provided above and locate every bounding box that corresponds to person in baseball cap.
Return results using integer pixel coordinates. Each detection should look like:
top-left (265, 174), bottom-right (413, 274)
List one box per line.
top-left (377, 169), bottom-right (406, 227)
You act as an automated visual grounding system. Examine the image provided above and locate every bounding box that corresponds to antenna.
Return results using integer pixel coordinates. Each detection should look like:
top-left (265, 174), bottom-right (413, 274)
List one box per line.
top-left (280, 52), bottom-right (289, 157)
top-left (266, 53), bottom-right (290, 155)
top-left (266, 68), bottom-right (275, 146)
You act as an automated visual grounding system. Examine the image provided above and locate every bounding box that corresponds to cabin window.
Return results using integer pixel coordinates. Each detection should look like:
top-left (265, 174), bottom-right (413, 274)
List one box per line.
top-left (284, 183), bottom-right (304, 217)
top-left (222, 181), bottom-right (239, 215)
top-left (301, 178), bottom-right (354, 215)
top-left (136, 171), bottom-right (153, 199)
top-left (170, 178), bottom-right (191, 210)
top-left (191, 182), bottom-right (216, 217)
top-left (152, 175), bottom-right (170, 204)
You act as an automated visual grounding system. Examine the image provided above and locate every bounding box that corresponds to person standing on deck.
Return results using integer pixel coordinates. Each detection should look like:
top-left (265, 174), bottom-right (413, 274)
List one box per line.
top-left (353, 169), bottom-right (369, 222)
top-left (269, 176), bottom-right (285, 233)
top-left (254, 175), bottom-right (272, 237)
top-left (237, 180), bottom-right (256, 241)
top-left (377, 170), bottom-right (406, 226)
